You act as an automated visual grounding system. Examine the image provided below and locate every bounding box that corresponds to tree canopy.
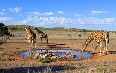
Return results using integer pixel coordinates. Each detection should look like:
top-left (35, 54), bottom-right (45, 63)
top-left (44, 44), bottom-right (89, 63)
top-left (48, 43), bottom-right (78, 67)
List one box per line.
top-left (0, 23), bottom-right (10, 36)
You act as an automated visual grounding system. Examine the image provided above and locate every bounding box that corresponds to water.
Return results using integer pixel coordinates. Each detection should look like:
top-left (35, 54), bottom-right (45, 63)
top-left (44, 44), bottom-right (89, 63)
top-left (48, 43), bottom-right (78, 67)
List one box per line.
top-left (0, 50), bottom-right (92, 73)
top-left (20, 49), bottom-right (92, 60)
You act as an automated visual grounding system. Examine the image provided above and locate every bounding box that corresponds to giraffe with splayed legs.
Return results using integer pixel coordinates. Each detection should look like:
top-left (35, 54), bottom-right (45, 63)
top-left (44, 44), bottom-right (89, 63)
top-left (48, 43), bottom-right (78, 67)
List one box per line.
top-left (35, 27), bottom-right (48, 44)
top-left (82, 30), bottom-right (109, 56)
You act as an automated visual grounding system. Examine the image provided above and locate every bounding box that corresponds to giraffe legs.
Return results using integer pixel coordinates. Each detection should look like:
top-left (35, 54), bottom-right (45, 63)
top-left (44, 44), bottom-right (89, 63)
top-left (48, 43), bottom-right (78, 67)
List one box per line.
top-left (40, 37), bottom-right (42, 43)
top-left (104, 39), bottom-right (108, 55)
top-left (91, 42), bottom-right (102, 56)
top-left (99, 42), bottom-right (102, 56)
top-left (46, 38), bottom-right (48, 44)
top-left (46, 35), bottom-right (48, 44)
top-left (45, 36), bottom-right (48, 44)
top-left (105, 44), bottom-right (108, 54)
top-left (93, 40), bottom-right (108, 56)
top-left (33, 38), bottom-right (36, 48)
top-left (92, 43), bottom-right (99, 54)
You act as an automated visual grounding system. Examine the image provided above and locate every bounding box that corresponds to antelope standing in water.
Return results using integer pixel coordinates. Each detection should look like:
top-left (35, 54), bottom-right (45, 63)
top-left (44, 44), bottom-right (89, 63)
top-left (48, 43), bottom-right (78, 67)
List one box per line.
top-left (82, 30), bottom-right (109, 56)
top-left (25, 26), bottom-right (36, 48)
top-left (35, 27), bottom-right (48, 44)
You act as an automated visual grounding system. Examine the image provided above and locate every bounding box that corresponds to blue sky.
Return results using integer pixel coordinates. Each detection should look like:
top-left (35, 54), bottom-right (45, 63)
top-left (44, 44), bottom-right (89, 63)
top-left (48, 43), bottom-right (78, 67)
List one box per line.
top-left (0, 0), bottom-right (116, 30)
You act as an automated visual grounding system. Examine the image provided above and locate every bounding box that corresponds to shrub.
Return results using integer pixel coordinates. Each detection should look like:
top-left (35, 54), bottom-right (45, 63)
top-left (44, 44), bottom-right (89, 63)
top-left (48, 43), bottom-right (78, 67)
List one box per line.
top-left (0, 23), bottom-right (10, 36)
top-left (78, 33), bottom-right (81, 37)
top-left (0, 51), bottom-right (6, 57)
top-left (96, 63), bottom-right (105, 72)
top-left (108, 51), bottom-right (116, 54)
top-left (0, 40), bottom-right (3, 45)
top-left (16, 47), bottom-right (20, 49)
top-left (37, 57), bottom-right (51, 63)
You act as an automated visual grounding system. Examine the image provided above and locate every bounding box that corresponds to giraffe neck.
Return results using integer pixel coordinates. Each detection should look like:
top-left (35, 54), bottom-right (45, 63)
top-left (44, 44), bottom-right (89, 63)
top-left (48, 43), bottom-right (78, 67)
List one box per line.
top-left (35, 28), bottom-right (43, 34)
top-left (82, 36), bottom-right (92, 52)
top-left (26, 28), bottom-right (36, 37)
top-left (29, 28), bottom-right (33, 34)
top-left (35, 28), bottom-right (39, 33)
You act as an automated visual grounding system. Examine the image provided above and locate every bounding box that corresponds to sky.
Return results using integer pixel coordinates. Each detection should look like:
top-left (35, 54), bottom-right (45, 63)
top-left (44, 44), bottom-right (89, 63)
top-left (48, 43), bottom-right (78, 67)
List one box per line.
top-left (0, 0), bottom-right (116, 31)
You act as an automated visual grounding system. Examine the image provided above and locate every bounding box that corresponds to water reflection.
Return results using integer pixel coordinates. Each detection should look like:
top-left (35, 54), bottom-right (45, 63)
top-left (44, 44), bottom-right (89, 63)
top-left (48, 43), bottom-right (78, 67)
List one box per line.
top-left (20, 49), bottom-right (92, 60)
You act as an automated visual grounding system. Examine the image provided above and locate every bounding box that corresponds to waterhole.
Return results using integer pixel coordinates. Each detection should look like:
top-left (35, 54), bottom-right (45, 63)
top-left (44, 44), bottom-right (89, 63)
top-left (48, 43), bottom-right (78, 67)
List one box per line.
top-left (20, 49), bottom-right (92, 60)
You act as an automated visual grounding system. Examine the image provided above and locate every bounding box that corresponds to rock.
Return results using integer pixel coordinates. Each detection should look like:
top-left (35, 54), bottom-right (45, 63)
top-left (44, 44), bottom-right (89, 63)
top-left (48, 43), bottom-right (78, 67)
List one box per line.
top-left (33, 53), bottom-right (49, 59)
top-left (57, 53), bottom-right (77, 60)
top-left (50, 56), bottom-right (58, 60)
top-left (33, 53), bottom-right (40, 59)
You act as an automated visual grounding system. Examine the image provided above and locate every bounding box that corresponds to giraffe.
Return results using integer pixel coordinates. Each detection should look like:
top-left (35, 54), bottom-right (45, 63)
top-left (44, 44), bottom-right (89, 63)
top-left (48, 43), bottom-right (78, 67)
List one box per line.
top-left (35, 27), bottom-right (48, 44)
top-left (25, 26), bottom-right (37, 57)
top-left (25, 26), bottom-right (36, 48)
top-left (82, 30), bottom-right (109, 56)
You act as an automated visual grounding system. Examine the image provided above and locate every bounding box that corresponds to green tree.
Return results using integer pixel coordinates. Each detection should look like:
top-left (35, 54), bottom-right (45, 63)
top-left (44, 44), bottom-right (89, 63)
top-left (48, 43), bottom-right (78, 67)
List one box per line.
top-left (0, 23), bottom-right (10, 36)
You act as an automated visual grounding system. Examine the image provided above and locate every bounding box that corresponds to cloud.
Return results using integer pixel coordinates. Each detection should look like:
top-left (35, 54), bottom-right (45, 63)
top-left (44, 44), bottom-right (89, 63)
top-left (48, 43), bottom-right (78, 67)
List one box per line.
top-left (0, 12), bottom-right (4, 15)
top-left (57, 11), bottom-right (64, 14)
top-left (0, 17), bottom-right (13, 21)
top-left (75, 17), bottom-right (116, 25)
top-left (26, 12), bottom-right (40, 16)
top-left (9, 7), bottom-right (22, 13)
top-left (21, 14), bottom-right (116, 25)
top-left (44, 12), bottom-right (53, 16)
top-left (26, 11), bottom-right (54, 17)
top-left (21, 16), bottom-right (69, 25)
top-left (74, 14), bottom-right (84, 17)
top-left (2, 9), bottom-right (6, 12)
top-left (91, 10), bottom-right (109, 15)
top-left (8, 10), bottom-right (115, 26)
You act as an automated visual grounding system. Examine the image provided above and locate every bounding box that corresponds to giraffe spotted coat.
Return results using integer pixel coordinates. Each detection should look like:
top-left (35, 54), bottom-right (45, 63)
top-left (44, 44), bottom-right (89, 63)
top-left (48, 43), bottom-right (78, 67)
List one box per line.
top-left (82, 30), bottom-right (109, 55)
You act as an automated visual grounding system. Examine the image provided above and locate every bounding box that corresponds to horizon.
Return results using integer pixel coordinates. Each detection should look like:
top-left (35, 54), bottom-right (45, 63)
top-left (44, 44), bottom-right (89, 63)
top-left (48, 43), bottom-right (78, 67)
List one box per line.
top-left (6, 24), bottom-right (115, 31)
top-left (0, 0), bottom-right (116, 31)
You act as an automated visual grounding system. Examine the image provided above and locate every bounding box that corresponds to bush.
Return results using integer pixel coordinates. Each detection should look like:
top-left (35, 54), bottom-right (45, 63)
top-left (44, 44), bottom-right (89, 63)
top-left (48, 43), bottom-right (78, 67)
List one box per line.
top-left (0, 51), bottom-right (6, 57)
top-left (108, 51), bottom-right (116, 54)
top-left (38, 57), bottom-right (51, 63)
top-left (9, 27), bottom-right (24, 31)
top-left (0, 23), bottom-right (10, 36)
top-left (0, 39), bottom-right (3, 45)
top-left (78, 34), bottom-right (81, 37)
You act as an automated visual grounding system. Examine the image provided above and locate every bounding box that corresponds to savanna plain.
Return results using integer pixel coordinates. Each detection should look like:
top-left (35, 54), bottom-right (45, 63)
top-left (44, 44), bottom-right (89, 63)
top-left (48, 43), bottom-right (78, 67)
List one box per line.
top-left (0, 25), bottom-right (116, 73)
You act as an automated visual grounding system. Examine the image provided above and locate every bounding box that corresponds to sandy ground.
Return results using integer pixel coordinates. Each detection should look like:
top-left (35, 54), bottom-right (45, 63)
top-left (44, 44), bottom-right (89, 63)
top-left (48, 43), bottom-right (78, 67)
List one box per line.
top-left (0, 39), bottom-right (116, 69)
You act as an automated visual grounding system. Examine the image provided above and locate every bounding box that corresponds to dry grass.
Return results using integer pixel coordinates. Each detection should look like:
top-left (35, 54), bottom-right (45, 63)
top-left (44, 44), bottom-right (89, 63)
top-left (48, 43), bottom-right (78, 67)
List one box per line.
top-left (7, 27), bottom-right (116, 51)
top-left (1, 61), bottom-right (115, 73)
top-left (0, 26), bottom-right (116, 73)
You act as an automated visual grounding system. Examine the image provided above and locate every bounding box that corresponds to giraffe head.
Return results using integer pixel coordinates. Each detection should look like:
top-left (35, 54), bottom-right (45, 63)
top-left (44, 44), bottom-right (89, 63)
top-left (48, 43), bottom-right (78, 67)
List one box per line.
top-left (24, 26), bottom-right (30, 32)
top-left (35, 27), bottom-right (38, 30)
top-left (35, 27), bottom-right (41, 31)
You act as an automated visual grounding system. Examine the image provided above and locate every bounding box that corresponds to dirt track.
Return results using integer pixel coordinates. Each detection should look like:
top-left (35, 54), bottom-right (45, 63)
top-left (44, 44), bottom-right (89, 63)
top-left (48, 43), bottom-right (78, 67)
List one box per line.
top-left (0, 39), bottom-right (116, 69)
